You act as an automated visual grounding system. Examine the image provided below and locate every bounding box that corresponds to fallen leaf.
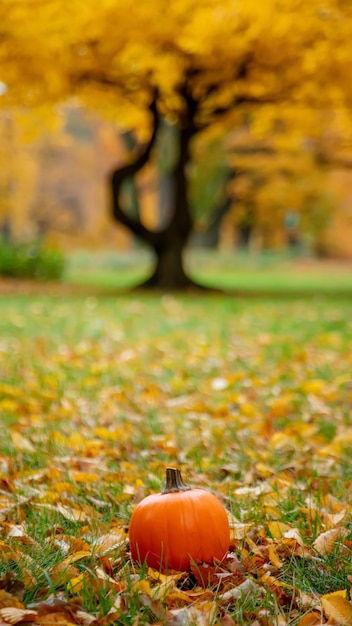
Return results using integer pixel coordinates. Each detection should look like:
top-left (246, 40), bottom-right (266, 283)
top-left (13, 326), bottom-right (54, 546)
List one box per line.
top-left (168, 601), bottom-right (217, 626)
top-left (0, 592), bottom-right (24, 610)
top-left (94, 531), bottom-right (127, 556)
top-left (321, 591), bottom-right (352, 625)
top-left (0, 608), bottom-right (37, 624)
top-left (313, 528), bottom-right (342, 555)
top-left (219, 579), bottom-right (264, 606)
top-left (297, 611), bottom-right (323, 626)
top-left (10, 433), bottom-right (35, 453)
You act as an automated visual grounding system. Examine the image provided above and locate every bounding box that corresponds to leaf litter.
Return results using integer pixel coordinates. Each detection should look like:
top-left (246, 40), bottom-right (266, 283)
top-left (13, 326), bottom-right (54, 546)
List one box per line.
top-left (0, 295), bottom-right (351, 625)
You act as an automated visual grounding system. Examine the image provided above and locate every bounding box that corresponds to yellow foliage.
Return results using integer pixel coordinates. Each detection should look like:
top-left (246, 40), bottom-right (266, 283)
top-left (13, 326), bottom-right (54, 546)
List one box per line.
top-left (1, 0), bottom-right (352, 130)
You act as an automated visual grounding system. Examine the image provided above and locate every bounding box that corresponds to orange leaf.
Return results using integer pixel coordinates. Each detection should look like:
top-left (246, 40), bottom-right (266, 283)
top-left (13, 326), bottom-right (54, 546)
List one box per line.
top-left (268, 545), bottom-right (283, 569)
top-left (297, 611), bottom-right (322, 626)
top-left (36, 611), bottom-right (77, 624)
top-left (50, 563), bottom-right (80, 585)
top-left (0, 591), bottom-right (24, 610)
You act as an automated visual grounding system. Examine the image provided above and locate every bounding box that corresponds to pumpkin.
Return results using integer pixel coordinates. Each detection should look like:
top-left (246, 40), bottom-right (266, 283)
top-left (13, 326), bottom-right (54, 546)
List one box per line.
top-left (129, 467), bottom-right (230, 572)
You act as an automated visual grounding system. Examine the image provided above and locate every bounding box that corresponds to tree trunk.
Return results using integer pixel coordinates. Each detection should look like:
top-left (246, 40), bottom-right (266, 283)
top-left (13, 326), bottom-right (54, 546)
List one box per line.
top-left (111, 95), bottom-right (202, 290)
top-left (141, 125), bottom-right (196, 289)
top-left (192, 169), bottom-right (236, 249)
top-left (143, 232), bottom-right (190, 288)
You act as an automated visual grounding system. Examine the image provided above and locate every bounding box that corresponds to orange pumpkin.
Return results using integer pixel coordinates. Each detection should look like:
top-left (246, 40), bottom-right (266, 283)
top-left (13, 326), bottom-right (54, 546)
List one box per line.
top-left (129, 467), bottom-right (230, 572)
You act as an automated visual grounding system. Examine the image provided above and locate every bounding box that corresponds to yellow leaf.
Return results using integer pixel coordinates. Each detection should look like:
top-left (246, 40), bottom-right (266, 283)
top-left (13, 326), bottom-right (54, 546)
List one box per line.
top-left (133, 579), bottom-right (152, 596)
top-left (323, 590), bottom-right (347, 599)
top-left (147, 568), bottom-right (184, 585)
top-left (321, 592), bottom-right (352, 625)
top-left (255, 462), bottom-right (274, 477)
top-left (0, 400), bottom-right (18, 412)
top-left (67, 432), bottom-right (87, 450)
top-left (268, 545), bottom-right (283, 569)
top-left (267, 521), bottom-right (291, 539)
top-left (52, 481), bottom-right (76, 495)
top-left (67, 573), bottom-right (86, 593)
top-left (302, 379), bottom-right (326, 395)
top-left (69, 471), bottom-right (100, 483)
top-left (62, 550), bottom-right (91, 566)
top-left (10, 432), bottom-right (35, 453)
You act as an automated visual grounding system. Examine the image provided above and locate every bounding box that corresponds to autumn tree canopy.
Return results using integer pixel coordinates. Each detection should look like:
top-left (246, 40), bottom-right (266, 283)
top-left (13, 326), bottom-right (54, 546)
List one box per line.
top-left (1, 0), bottom-right (352, 288)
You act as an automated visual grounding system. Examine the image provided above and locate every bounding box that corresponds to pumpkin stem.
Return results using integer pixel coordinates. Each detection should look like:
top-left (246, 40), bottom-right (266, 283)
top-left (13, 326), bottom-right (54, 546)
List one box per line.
top-left (162, 468), bottom-right (191, 494)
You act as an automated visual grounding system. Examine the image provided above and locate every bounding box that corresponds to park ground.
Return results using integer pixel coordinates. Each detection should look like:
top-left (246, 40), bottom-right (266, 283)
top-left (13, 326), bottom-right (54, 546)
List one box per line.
top-left (0, 251), bottom-right (351, 626)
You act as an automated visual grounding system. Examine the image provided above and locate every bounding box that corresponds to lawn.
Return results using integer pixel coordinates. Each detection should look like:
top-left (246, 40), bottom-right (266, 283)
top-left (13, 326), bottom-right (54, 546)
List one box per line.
top-left (65, 249), bottom-right (352, 295)
top-left (0, 278), bottom-right (351, 625)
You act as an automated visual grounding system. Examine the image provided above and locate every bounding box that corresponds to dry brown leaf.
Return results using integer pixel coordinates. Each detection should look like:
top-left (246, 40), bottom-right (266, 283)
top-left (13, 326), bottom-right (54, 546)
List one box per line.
top-left (35, 504), bottom-right (88, 522)
top-left (167, 601), bottom-right (217, 626)
top-left (230, 522), bottom-right (254, 540)
top-left (298, 611), bottom-right (323, 626)
top-left (299, 592), bottom-right (321, 611)
top-left (220, 614), bottom-right (238, 626)
top-left (321, 511), bottom-right (346, 527)
top-left (75, 610), bottom-right (97, 626)
top-left (219, 579), bottom-right (264, 607)
top-left (260, 572), bottom-right (293, 604)
top-left (0, 591), bottom-right (24, 610)
top-left (139, 593), bottom-right (168, 621)
top-left (27, 596), bottom-right (69, 615)
top-left (313, 528), bottom-right (342, 555)
top-left (0, 608), bottom-right (37, 624)
top-left (283, 528), bottom-right (305, 545)
top-left (35, 611), bottom-right (77, 624)
top-left (164, 589), bottom-right (195, 607)
top-left (321, 591), bottom-right (352, 625)
top-left (268, 545), bottom-right (283, 569)
top-left (50, 563), bottom-right (80, 585)
top-left (94, 610), bottom-right (123, 626)
top-left (0, 575), bottom-right (24, 602)
top-left (92, 567), bottom-right (126, 592)
top-left (94, 531), bottom-right (127, 556)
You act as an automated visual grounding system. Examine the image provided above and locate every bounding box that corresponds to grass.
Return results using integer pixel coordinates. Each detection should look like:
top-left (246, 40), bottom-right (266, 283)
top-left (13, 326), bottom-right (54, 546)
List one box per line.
top-left (64, 248), bottom-right (352, 295)
top-left (0, 262), bottom-right (351, 624)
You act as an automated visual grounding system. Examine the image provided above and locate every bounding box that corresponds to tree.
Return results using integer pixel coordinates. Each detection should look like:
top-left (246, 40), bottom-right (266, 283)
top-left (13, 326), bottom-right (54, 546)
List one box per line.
top-left (1, 0), bottom-right (351, 288)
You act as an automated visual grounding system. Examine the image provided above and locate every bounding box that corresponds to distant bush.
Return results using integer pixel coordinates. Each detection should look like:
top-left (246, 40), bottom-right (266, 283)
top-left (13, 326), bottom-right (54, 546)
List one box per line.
top-left (0, 238), bottom-right (66, 280)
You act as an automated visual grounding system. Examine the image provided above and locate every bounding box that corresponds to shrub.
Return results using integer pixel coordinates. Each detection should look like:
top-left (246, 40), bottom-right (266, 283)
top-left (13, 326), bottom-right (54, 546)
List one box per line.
top-left (0, 238), bottom-right (66, 280)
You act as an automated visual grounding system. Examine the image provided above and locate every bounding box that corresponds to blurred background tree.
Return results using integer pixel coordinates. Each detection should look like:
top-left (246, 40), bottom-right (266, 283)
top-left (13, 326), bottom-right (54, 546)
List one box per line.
top-left (1, 0), bottom-right (352, 287)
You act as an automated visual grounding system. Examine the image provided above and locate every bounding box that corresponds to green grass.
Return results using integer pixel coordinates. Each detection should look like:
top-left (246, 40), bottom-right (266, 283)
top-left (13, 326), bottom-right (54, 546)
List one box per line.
top-left (0, 284), bottom-right (351, 624)
top-left (64, 249), bottom-right (352, 295)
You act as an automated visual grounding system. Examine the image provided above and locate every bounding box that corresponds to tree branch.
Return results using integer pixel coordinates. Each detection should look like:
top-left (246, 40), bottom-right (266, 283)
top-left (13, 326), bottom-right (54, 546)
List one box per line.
top-left (110, 94), bottom-right (162, 245)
